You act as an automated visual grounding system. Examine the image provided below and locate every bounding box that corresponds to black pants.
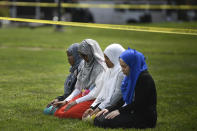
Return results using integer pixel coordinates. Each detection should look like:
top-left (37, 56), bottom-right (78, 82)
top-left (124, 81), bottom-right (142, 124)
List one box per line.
top-left (94, 112), bottom-right (156, 129)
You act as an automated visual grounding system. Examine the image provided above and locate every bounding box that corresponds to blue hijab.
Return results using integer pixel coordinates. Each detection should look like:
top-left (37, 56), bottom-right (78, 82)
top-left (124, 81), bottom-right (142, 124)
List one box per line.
top-left (120, 48), bottom-right (147, 104)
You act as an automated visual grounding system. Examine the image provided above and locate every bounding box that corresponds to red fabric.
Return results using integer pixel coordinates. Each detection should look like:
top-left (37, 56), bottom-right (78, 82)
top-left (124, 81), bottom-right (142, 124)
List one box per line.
top-left (54, 93), bottom-right (94, 119)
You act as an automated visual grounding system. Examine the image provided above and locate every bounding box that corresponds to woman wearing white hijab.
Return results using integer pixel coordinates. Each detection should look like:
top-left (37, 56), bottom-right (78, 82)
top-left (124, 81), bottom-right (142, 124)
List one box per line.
top-left (82, 44), bottom-right (125, 119)
top-left (54, 39), bottom-right (106, 119)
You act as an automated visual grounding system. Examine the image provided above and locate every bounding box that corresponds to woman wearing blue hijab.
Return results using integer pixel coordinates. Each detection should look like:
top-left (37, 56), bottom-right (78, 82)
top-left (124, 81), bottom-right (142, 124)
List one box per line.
top-left (94, 48), bottom-right (157, 129)
top-left (44, 43), bottom-right (83, 115)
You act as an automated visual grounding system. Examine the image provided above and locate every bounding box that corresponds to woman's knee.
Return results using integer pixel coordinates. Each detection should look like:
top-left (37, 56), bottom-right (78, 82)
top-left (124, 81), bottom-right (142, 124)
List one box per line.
top-left (94, 114), bottom-right (109, 128)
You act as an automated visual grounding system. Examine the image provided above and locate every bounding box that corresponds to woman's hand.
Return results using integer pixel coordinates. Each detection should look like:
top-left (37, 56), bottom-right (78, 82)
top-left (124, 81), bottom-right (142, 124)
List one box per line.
top-left (64, 101), bottom-right (77, 112)
top-left (47, 99), bottom-right (58, 108)
top-left (96, 109), bottom-right (109, 117)
top-left (105, 110), bottom-right (120, 119)
top-left (53, 100), bottom-right (67, 107)
top-left (90, 108), bottom-right (100, 116)
top-left (82, 108), bottom-right (93, 119)
top-left (49, 100), bottom-right (67, 111)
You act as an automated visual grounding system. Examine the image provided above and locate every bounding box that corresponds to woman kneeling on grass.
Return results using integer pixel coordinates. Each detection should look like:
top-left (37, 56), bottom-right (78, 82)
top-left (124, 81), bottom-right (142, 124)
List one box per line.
top-left (44, 43), bottom-right (82, 115)
top-left (82, 44), bottom-right (125, 120)
top-left (54, 39), bottom-right (106, 119)
top-left (94, 48), bottom-right (157, 129)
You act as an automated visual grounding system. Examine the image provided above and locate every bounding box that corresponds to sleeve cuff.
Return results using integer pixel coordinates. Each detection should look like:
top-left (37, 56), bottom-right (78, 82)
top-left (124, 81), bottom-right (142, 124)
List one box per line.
top-left (90, 103), bottom-right (101, 110)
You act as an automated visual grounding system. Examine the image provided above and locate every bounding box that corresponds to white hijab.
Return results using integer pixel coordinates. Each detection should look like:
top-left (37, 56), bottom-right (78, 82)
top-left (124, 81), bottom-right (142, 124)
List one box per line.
top-left (92, 44), bottom-right (125, 108)
top-left (104, 43), bottom-right (125, 69)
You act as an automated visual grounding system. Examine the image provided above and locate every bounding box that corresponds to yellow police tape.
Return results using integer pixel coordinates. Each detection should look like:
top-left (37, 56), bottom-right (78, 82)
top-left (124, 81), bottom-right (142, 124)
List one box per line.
top-left (0, 1), bottom-right (197, 10)
top-left (0, 17), bottom-right (197, 36)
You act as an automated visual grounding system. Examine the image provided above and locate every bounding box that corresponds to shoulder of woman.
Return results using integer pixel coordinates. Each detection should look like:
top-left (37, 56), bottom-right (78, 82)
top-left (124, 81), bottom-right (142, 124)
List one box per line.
top-left (94, 61), bottom-right (105, 71)
top-left (138, 71), bottom-right (155, 86)
top-left (78, 60), bottom-right (85, 69)
top-left (117, 69), bottom-right (125, 79)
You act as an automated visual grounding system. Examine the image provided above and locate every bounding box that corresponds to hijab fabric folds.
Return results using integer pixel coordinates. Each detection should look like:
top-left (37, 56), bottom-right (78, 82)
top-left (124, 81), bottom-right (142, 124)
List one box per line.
top-left (120, 48), bottom-right (147, 104)
top-left (77, 39), bottom-right (106, 89)
top-left (104, 44), bottom-right (125, 67)
top-left (67, 43), bottom-right (82, 73)
top-left (91, 44), bottom-right (125, 109)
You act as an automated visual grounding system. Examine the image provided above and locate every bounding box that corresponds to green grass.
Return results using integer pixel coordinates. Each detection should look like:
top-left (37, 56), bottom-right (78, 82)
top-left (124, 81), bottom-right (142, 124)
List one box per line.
top-left (0, 22), bottom-right (197, 131)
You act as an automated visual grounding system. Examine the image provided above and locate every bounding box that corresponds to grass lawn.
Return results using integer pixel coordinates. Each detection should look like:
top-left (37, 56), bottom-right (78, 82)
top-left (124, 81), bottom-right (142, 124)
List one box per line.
top-left (0, 22), bottom-right (197, 131)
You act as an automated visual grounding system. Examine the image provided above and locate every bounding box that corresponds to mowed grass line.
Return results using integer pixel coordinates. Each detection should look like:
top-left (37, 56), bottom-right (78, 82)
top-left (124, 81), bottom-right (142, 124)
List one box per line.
top-left (0, 23), bottom-right (197, 130)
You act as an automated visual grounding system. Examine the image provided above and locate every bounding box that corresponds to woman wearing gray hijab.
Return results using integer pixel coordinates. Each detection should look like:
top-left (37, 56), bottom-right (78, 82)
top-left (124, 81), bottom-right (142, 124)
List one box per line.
top-left (43, 43), bottom-right (82, 115)
top-left (54, 39), bottom-right (106, 119)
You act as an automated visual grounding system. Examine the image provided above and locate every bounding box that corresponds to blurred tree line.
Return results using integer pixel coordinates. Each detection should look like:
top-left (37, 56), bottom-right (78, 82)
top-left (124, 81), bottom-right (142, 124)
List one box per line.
top-left (0, 0), bottom-right (9, 17)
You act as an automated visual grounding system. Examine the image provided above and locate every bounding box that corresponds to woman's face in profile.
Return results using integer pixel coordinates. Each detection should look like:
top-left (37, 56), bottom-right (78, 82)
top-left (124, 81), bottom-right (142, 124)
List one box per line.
top-left (119, 58), bottom-right (130, 76)
top-left (79, 52), bottom-right (89, 62)
top-left (67, 51), bottom-right (74, 66)
top-left (104, 54), bottom-right (114, 68)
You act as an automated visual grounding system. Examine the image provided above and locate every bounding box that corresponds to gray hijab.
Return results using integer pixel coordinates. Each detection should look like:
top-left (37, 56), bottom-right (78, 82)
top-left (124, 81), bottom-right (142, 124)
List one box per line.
top-left (67, 43), bottom-right (82, 73)
top-left (77, 39), bottom-right (106, 89)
